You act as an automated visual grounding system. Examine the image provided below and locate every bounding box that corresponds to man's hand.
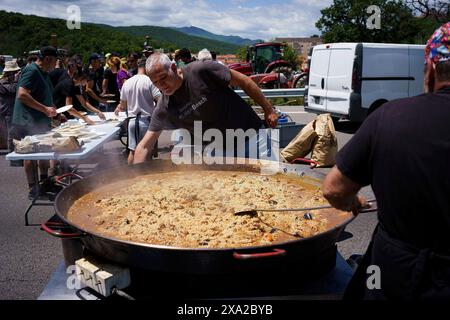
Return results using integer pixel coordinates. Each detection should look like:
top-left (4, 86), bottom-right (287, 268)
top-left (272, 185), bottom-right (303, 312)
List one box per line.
top-left (114, 107), bottom-right (120, 116)
top-left (133, 131), bottom-right (162, 164)
top-left (351, 195), bottom-right (371, 217)
top-left (58, 114), bottom-right (67, 123)
top-left (265, 110), bottom-right (278, 128)
top-left (45, 107), bottom-right (57, 118)
top-left (322, 166), bottom-right (363, 212)
top-left (84, 117), bottom-right (95, 125)
top-left (97, 112), bottom-right (106, 120)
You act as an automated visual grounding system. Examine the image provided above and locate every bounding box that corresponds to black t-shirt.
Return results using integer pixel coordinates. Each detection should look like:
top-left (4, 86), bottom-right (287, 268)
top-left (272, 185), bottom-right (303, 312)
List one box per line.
top-left (336, 86), bottom-right (450, 252)
top-left (49, 68), bottom-right (68, 87)
top-left (53, 77), bottom-right (83, 111)
top-left (103, 68), bottom-right (119, 100)
top-left (149, 61), bottom-right (263, 134)
top-left (86, 66), bottom-right (104, 105)
top-left (89, 67), bottom-right (104, 93)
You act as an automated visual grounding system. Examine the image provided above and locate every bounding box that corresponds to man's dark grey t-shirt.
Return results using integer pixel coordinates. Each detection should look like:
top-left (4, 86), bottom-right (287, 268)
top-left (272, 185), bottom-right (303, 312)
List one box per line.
top-left (148, 61), bottom-right (263, 133)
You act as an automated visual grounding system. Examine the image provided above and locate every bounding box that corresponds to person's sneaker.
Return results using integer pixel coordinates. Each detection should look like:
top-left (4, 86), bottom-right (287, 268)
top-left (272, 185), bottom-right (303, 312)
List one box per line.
top-left (27, 185), bottom-right (42, 200)
top-left (40, 177), bottom-right (63, 195)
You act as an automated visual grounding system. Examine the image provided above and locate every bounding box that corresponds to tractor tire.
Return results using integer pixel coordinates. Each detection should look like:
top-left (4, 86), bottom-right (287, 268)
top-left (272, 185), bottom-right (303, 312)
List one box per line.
top-left (260, 82), bottom-right (276, 89)
top-left (293, 74), bottom-right (307, 88)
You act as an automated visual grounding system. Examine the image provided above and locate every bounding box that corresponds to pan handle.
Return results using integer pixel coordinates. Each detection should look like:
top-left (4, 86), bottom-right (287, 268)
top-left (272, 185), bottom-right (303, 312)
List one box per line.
top-left (290, 158), bottom-right (319, 166)
top-left (40, 221), bottom-right (85, 239)
top-left (233, 248), bottom-right (286, 260)
top-left (54, 173), bottom-right (83, 187)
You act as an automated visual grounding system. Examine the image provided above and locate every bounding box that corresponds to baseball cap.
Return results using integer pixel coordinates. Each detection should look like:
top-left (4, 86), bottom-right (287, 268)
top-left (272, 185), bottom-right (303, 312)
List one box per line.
top-left (142, 45), bottom-right (154, 53)
top-left (425, 22), bottom-right (450, 64)
top-left (89, 53), bottom-right (101, 63)
top-left (39, 46), bottom-right (58, 58)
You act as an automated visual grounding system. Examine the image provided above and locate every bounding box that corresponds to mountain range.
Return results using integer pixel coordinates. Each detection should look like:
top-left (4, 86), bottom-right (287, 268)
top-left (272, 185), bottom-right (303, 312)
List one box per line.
top-left (173, 26), bottom-right (262, 46)
top-left (0, 10), bottom-right (257, 60)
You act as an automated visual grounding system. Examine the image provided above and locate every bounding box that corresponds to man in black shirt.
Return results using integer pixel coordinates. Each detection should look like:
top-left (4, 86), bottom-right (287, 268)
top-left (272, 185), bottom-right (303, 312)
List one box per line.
top-left (49, 65), bottom-right (67, 88)
top-left (133, 53), bottom-right (278, 163)
top-left (52, 69), bottom-right (97, 125)
top-left (127, 52), bottom-right (139, 77)
top-left (85, 53), bottom-right (106, 107)
top-left (322, 22), bottom-right (450, 300)
top-left (175, 48), bottom-right (195, 67)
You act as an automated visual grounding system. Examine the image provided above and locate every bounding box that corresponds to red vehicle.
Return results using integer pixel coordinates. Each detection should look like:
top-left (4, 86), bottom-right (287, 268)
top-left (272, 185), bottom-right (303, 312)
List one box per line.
top-left (229, 42), bottom-right (306, 88)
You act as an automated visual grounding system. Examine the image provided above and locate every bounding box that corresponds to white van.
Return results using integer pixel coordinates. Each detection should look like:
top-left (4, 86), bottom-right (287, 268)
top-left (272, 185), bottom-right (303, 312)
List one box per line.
top-left (305, 43), bottom-right (426, 122)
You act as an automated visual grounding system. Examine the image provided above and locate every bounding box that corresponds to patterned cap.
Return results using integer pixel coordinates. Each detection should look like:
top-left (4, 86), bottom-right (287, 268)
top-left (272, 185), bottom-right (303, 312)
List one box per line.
top-left (425, 22), bottom-right (450, 64)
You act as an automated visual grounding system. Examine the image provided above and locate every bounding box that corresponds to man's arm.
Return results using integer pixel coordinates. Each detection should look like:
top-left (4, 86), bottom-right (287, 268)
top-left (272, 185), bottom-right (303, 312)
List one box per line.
top-left (322, 166), bottom-right (368, 214)
top-left (229, 69), bottom-right (278, 128)
top-left (133, 130), bottom-right (162, 164)
top-left (64, 96), bottom-right (94, 125)
top-left (102, 78), bottom-right (108, 95)
top-left (85, 80), bottom-right (106, 104)
top-left (67, 109), bottom-right (95, 125)
top-left (17, 87), bottom-right (57, 117)
top-left (75, 94), bottom-right (106, 120)
top-left (115, 100), bottom-right (127, 116)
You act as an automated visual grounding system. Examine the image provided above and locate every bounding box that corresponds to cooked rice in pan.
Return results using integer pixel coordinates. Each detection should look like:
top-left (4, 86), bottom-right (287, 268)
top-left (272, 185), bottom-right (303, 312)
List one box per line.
top-left (68, 171), bottom-right (330, 248)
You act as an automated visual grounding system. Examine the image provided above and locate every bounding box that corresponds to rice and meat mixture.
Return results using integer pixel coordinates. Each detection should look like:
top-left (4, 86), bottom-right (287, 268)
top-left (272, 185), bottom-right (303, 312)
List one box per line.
top-left (68, 171), bottom-right (329, 249)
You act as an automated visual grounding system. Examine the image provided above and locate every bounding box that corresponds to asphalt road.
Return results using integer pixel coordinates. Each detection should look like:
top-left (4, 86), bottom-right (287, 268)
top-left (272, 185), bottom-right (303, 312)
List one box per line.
top-left (0, 105), bottom-right (378, 299)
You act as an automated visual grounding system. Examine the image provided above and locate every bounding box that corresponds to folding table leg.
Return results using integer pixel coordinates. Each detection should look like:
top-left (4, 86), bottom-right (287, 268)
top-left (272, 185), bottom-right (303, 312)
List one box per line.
top-left (24, 199), bottom-right (36, 226)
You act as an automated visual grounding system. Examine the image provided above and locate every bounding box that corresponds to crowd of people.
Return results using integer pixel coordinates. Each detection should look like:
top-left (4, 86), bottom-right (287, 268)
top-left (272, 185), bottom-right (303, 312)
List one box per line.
top-left (0, 45), bottom-right (261, 199)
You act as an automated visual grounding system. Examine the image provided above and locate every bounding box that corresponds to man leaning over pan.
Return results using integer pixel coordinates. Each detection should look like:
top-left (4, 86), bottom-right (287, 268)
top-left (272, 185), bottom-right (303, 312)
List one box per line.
top-left (133, 52), bottom-right (278, 163)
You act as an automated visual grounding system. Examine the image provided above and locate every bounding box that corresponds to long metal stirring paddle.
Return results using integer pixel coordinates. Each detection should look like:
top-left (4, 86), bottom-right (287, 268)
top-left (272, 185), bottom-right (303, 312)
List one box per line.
top-left (234, 200), bottom-right (377, 217)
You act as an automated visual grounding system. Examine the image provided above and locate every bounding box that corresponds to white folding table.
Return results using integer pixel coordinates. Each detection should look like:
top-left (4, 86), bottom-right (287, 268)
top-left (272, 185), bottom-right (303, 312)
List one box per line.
top-left (5, 114), bottom-right (126, 225)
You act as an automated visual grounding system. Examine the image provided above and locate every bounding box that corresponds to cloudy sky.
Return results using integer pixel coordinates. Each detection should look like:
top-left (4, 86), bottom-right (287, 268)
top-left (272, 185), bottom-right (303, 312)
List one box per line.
top-left (0, 0), bottom-right (333, 40)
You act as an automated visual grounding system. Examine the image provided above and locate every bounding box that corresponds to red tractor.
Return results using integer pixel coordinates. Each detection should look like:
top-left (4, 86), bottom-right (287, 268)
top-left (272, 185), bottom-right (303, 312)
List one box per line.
top-left (229, 42), bottom-right (307, 89)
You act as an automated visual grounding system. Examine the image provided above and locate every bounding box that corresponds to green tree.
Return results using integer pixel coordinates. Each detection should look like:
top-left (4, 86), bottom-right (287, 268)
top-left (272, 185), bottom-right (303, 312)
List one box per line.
top-left (236, 46), bottom-right (248, 62)
top-left (316, 0), bottom-right (423, 44)
top-left (282, 43), bottom-right (300, 71)
top-left (406, 0), bottom-right (450, 23)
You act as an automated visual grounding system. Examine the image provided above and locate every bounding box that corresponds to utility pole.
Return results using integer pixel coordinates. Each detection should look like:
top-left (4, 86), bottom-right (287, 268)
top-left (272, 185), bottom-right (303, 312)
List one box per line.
top-left (50, 34), bottom-right (58, 47)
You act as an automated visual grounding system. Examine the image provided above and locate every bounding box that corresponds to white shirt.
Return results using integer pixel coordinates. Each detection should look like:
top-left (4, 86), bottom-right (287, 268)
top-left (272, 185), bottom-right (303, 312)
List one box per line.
top-left (120, 74), bottom-right (161, 117)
